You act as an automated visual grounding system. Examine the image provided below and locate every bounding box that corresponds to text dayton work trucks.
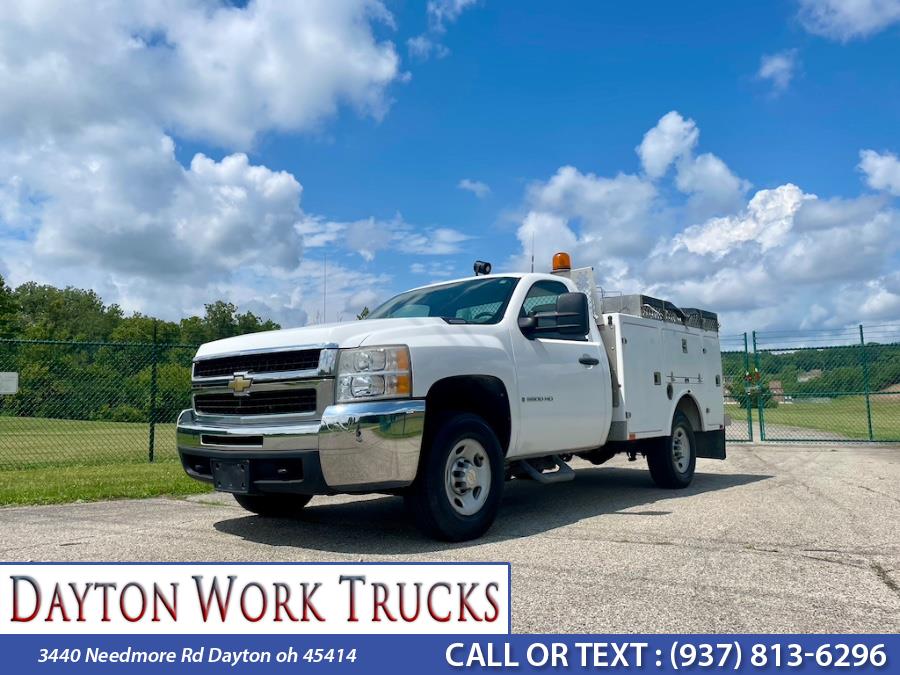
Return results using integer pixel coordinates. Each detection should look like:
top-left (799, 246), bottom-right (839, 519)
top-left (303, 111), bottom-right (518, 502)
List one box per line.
top-left (177, 253), bottom-right (726, 541)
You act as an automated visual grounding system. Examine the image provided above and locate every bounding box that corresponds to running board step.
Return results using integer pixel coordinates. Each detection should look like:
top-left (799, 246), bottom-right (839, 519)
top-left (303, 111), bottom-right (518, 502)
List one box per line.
top-left (516, 456), bottom-right (575, 484)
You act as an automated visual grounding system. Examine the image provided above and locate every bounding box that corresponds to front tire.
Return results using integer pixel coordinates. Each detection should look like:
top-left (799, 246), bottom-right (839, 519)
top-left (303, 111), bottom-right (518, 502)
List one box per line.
top-left (233, 493), bottom-right (312, 517)
top-left (647, 410), bottom-right (696, 488)
top-left (405, 413), bottom-right (504, 541)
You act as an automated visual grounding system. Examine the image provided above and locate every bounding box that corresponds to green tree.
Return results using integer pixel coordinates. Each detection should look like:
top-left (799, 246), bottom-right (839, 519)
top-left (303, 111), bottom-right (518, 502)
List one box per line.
top-left (178, 315), bottom-right (208, 345)
top-left (177, 302), bottom-right (281, 344)
top-left (202, 301), bottom-right (240, 340)
top-left (236, 310), bottom-right (279, 335)
top-left (0, 274), bottom-right (20, 338)
top-left (110, 314), bottom-right (180, 344)
top-left (13, 282), bottom-right (122, 341)
top-left (356, 306), bottom-right (370, 320)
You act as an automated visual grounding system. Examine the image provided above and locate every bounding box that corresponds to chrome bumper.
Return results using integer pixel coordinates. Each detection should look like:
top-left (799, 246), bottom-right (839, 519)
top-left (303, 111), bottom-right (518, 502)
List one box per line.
top-left (176, 399), bottom-right (426, 493)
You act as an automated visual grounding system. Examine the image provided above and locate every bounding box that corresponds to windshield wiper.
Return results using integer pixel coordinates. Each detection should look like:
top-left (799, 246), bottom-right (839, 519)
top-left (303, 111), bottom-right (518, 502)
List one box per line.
top-left (440, 317), bottom-right (469, 324)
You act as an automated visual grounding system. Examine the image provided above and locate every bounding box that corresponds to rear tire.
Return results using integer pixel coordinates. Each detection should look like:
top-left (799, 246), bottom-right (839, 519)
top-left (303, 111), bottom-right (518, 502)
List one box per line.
top-left (647, 410), bottom-right (696, 489)
top-left (232, 493), bottom-right (312, 517)
top-left (405, 412), bottom-right (504, 541)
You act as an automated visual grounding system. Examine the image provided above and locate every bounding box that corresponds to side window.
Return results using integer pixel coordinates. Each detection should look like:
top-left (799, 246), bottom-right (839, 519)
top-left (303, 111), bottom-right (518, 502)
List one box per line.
top-left (520, 280), bottom-right (568, 317)
top-left (519, 280), bottom-right (586, 341)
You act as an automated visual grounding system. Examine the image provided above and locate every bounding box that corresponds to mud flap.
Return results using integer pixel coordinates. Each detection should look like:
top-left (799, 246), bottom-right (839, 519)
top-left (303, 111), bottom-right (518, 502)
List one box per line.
top-left (695, 428), bottom-right (726, 459)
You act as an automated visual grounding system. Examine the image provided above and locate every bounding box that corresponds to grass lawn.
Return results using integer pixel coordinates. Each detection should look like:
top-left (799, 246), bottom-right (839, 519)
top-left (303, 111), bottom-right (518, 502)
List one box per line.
top-left (0, 416), bottom-right (211, 506)
top-left (0, 416), bottom-right (180, 469)
top-left (750, 395), bottom-right (900, 441)
top-left (0, 461), bottom-right (211, 506)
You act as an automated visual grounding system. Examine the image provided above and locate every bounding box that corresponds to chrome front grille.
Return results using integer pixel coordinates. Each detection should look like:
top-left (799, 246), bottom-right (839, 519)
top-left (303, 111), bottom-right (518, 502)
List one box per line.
top-left (193, 348), bottom-right (322, 378)
top-left (194, 389), bottom-right (317, 416)
top-left (191, 346), bottom-right (337, 422)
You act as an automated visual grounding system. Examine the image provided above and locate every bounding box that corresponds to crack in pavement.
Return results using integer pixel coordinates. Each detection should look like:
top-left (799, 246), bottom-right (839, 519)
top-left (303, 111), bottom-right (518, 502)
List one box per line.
top-left (871, 562), bottom-right (900, 599)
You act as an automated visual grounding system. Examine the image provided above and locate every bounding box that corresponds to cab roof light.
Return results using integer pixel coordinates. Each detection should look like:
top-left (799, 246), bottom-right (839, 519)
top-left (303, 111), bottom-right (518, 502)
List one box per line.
top-left (552, 251), bottom-right (572, 273)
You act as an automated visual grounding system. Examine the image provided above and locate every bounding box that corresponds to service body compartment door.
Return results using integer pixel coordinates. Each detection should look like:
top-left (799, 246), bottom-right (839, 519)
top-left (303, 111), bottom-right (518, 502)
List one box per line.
top-left (700, 335), bottom-right (725, 429)
top-left (663, 328), bottom-right (703, 382)
top-left (618, 319), bottom-right (665, 434)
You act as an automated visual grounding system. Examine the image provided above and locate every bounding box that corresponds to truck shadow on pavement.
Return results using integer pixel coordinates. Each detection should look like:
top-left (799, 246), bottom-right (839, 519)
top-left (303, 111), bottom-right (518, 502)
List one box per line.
top-left (212, 466), bottom-right (770, 554)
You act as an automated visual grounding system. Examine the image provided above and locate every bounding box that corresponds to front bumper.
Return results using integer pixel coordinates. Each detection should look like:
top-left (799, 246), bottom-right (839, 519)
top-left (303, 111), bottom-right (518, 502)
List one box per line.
top-left (176, 399), bottom-right (426, 495)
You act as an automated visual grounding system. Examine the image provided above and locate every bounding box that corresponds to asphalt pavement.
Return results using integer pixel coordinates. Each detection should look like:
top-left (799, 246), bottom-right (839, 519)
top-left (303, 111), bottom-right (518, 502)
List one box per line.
top-left (2, 444), bottom-right (899, 633)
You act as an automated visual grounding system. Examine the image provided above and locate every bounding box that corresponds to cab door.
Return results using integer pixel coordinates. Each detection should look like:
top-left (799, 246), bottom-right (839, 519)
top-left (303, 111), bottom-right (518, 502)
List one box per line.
top-left (510, 280), bottom-right (610, 456)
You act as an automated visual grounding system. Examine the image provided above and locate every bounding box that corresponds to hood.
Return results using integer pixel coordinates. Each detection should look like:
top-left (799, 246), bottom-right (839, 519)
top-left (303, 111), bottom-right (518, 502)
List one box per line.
top-left (193, 317), bottom-right (448, 359)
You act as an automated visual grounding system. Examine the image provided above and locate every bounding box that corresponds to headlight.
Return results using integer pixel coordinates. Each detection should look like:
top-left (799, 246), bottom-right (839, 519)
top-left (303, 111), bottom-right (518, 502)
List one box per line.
top-left (336, 345), bottom-right (412, 403)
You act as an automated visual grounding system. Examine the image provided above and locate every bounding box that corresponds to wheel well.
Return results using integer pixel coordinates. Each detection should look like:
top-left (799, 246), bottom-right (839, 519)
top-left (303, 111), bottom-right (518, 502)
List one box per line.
top-left (675, 395), bottom-right (703, 432)
top-left (424, 376), bottom-right (511, 454)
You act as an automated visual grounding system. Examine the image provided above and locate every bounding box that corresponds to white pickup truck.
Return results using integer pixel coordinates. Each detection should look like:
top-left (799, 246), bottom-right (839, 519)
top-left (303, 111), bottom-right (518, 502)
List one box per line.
top-left (177, 254), bottom-right (726, 541)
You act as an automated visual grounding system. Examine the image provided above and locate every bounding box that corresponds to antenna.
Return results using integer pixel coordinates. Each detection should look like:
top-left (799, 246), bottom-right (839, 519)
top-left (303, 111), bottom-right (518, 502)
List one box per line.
top-left (323, 253), bottom-right (327, 324)
top-left (530, 231), bottom-right (535, 272)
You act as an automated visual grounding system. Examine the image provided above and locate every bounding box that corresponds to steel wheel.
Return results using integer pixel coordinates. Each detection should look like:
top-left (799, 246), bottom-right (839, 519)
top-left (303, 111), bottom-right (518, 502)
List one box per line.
top-left (444, 438), bottom-right (492, 516)
top-left (405, 412), bottom-right (504, 541)
top-left (647, 410), bottom-right (696, 489)
top-left (672, 426), bottom-right (691, 474)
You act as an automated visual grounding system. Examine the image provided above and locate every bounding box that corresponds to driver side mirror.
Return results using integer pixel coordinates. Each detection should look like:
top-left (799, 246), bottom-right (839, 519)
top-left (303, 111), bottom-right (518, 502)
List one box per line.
top-left (519, 292), bottom-right (590, 339)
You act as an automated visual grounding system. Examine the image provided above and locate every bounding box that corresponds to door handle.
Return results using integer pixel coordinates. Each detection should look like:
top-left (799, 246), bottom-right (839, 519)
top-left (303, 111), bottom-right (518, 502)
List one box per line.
top-left (579, 355), bottom-right (600, 366)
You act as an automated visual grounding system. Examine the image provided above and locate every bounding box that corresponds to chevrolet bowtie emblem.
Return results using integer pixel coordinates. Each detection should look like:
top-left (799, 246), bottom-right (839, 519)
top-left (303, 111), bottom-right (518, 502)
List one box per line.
top-left (228, 373), bottom-right (252, 396)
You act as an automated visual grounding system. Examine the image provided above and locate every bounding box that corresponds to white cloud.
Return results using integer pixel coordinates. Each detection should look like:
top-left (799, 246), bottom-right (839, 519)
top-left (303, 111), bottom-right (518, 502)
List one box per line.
top-left (637, 111), bottom-right (748, 216)
top-left (428, 0), bottom-right (479, 32)
top-left (516, 112), bottom-right (900, 332)
top-left (758, 49), bottom-right (800, 93)
top-left (525, 166), bottom-right (658, 259)
top-left (408, 0), bottom-right (479, 61)
top-left (458, 178), bottom-right (491, 198)
top-left (401, 227), bottom-right (472, 256)
top-left (0, 1), bottom-right (427, 326)
top-left (0, 0), bottom-right (402, 149)
top-left (407, 35), bottom-right (449, 60)
top-left (859, 149), bottom-right (900, 195)
top-left (672, 184), bottom-right (810, 257)
top-left (675, 152), bottom-right (751, 215)
top-left (295, 215), bottom-right (470, 262)
top-left (793, 194), bottom-right (888, 230)
top-left (515, 211), bottom-right (579, 272)
top-left (637, 111), bottom-right (699, 179)
top-left (798, 0), bottom-right (900, 41)
top-left (775, 209), bottom-right (896, 282)
top-left (514, 111), bottom-right (751, 275)
top-left (410, 261), bottom-right (458, 278)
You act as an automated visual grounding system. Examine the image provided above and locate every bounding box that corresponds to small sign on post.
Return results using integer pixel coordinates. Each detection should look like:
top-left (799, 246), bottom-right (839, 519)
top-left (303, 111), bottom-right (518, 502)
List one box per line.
top-left (0, 372), bottom-right (18, 395)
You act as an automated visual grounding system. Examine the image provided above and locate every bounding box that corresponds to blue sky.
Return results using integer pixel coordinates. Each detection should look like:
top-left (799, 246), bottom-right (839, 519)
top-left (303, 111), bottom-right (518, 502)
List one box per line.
top-left (1, 0), bottom-right (899, 331)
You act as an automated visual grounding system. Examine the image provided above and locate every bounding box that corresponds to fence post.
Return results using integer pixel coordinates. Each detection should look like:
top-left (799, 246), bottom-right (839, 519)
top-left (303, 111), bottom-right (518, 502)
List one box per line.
top-left (752, 330), bottom-right (765, 441)
top-left (860, 324), bottom-right (874, 441)
top-left (148, 321), bottom-right (159, 463)
top-left (742, 332), bottom-right (753, 441)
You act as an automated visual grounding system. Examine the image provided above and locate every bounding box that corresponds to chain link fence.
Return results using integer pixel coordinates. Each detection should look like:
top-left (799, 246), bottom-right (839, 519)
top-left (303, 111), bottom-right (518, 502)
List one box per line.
top-left (721, 333), bottom-right (753, 442)
top-left (748, 325), bottom-right (900, 442)
top-left (0, 337), bottom-right (196, 470)
top-left (1, 324), bottom-right (899, 470)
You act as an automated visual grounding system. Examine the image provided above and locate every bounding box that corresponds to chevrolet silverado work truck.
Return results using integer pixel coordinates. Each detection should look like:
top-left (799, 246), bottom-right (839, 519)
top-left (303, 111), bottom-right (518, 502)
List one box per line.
top-left (177, 253), bottom-right (726, 541)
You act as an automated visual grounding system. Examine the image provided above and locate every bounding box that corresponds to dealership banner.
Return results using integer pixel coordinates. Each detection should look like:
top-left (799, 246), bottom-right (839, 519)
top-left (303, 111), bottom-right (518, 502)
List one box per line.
top-left (0, 563), bottom-right (510, 635)
top-left (0, 634), bottom-right (894, 672)
top-left (0, 564), bottom-right (896, 672)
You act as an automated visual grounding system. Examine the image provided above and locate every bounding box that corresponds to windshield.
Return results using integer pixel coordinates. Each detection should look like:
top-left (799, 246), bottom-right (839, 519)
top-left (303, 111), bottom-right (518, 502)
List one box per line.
top-left (367, 277), bottom-right (519, 324)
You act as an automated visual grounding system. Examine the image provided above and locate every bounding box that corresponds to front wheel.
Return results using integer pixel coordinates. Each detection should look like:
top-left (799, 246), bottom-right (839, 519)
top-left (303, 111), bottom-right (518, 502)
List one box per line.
top-left (233, 493), bottom-right (312, 517)
top-left (647, 410), bottom-right (696, 488)
top-left (405, 413), bottom-right (504, 541)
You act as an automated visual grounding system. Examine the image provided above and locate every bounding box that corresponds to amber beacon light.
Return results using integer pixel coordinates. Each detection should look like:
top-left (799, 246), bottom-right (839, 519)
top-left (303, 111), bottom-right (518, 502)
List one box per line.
top-left (552, 251), bottom-right (572, 272)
